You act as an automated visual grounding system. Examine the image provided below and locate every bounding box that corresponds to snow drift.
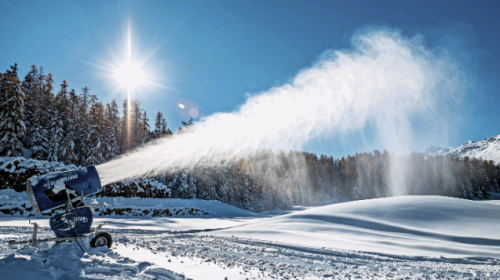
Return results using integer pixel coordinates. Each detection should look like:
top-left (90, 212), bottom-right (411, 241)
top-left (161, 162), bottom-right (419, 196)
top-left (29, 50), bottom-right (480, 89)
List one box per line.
top-left (217, 195), bottom-right (500, 258)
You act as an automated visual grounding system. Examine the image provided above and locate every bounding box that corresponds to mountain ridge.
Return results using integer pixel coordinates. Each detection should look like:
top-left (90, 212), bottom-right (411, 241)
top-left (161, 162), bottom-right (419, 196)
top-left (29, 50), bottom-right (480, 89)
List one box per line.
top-left (422, 135), bottom-right (500, 163)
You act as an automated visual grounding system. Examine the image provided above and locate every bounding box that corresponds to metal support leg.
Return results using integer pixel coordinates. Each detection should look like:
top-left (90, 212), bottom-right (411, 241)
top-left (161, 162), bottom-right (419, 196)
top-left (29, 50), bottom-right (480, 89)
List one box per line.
top-left (97, 222), bottom-right (105, 231)
top-left (29, 220), bottom-right (38, 247)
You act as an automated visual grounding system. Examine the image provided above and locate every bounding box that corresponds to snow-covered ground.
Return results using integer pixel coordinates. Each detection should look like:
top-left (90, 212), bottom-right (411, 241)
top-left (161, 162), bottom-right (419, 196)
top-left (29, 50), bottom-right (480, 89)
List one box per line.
top-left (0, 189), bottom-right (256, 218)
top-left (2, 195), bottom-right (500, 279)
top-left (423, 134), bottom-right (500, 163)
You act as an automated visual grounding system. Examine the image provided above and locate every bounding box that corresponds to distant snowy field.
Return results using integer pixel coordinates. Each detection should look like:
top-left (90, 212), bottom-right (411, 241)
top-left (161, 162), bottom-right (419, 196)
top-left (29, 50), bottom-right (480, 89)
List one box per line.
top-left (1, 195), bottom-right (500, 279)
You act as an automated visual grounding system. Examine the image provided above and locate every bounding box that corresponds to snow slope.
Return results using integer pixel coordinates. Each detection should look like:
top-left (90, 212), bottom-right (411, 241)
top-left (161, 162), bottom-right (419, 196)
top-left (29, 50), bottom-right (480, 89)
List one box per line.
top-left (217, 196), bottom-right (500, 258)
top-left (2, 196), bottom-right (500, 279)
top-left (422, 134), bottom-right (500, 163)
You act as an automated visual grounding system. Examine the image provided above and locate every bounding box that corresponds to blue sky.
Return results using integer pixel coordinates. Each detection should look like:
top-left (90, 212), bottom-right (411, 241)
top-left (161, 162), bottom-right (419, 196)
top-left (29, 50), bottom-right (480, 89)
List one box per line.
top-left (1, 0), bottom-right (499, 158)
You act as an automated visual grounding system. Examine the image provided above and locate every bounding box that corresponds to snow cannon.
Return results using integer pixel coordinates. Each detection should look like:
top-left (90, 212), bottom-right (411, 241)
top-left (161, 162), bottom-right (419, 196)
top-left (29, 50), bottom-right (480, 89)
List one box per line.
top-left (4, 166), bottom-right (113, 249)
top-left (27, 166), bottom-right (102, 214)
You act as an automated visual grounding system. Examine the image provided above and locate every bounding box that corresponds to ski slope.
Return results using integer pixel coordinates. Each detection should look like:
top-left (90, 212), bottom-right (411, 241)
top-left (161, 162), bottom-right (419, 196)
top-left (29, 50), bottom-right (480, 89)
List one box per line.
top-left (1, 196), bottom-right (500, 279)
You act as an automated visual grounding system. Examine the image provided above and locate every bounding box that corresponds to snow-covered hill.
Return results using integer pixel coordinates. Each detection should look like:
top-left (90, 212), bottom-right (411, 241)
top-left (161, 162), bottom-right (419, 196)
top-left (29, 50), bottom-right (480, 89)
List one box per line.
top-left (422, 135), bottom-right (500, 163)
top-left (2, 196), bottom-right (500, 279)
top-left (218, 195), bottom-right (500, 258)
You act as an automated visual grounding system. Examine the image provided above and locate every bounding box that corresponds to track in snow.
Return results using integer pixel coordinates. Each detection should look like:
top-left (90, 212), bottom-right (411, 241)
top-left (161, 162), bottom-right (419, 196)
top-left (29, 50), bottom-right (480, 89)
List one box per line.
top-left (2, 226), bottom-right (499, 279)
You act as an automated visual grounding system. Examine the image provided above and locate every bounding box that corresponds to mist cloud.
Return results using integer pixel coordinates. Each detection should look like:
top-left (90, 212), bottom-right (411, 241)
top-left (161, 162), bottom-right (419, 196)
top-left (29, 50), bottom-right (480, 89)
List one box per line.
top-left (97, 27), bottom-right (466, 194)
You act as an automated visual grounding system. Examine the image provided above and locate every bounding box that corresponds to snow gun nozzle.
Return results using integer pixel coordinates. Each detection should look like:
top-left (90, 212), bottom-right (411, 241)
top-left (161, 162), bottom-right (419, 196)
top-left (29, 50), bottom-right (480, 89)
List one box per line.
top-left (26, 166), bottom-right (102, 214)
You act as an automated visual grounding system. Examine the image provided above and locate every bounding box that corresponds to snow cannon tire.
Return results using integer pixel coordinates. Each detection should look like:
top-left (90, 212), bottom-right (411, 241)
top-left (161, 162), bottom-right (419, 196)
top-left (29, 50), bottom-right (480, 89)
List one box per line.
top-left (90, 232), bottom-right (112, 248)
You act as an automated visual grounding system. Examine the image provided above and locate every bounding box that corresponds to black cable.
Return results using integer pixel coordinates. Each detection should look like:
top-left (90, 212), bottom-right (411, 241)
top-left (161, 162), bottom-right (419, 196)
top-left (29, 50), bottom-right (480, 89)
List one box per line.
top-left (50, 241), bottom-right (64, 249)
top-left (65, 204), bottom-right (87, 254)
top-left (74, 205), bottom-right (90, 253)
top-left (77, 208), bottom-right (89, 253)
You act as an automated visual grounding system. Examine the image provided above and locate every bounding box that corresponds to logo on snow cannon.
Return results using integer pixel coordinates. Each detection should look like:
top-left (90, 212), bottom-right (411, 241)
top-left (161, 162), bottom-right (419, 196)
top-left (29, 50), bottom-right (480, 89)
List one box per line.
top-left (43, 174), bottom-right (78, 189)
top-left (26, 166), bottom-right (102, 214)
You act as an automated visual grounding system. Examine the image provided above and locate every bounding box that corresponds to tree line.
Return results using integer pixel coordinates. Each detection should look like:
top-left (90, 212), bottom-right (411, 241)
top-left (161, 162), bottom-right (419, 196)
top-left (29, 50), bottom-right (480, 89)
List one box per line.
top-left (0, 64), bottom-right (173, 164)
top-left (1, 63), bottom-right (499, 212)
top-left (145, 149), bottom-right (500, 212)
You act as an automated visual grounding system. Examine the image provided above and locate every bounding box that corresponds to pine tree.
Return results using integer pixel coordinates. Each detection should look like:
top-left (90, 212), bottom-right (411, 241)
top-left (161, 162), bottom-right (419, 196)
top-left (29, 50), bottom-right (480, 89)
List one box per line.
top-left (59, 132), bottom-right (77, 164)
top-left (169, 171), bottom-right (197, 199)
top-left (262, 170), bottom-right (277, 209)
top-left (142, 110), bottom-right (150, 143)
top-left (29, 109), bottom-right (49, 160)
top-left (47, 108), bottom-right (64, 162)
top-left (21, 65), bottom-right (39, 147)
top-left (154, 111), bottom-right (163, 139)
top-left (131, 99), bottom-right (143, 148)
top-left (80, 86), bottom-right (90, 115)
top-left (28, 68), bottom-right (49, 160)
top-left (97, 102), bottom-right (111, 162)
top-left (64, 88), bottom-right (81, 163)
top-left (104, 101), bottom-right (120, 160)
top-left (121, 98), bottom-right (130, 152)
top-left (161, 118), bottom-right (172, 136)
top-left (55, 81), bottom-right (77, 164)
top-left (0, 64), bottom-right (26, 157)
top-left (178, 118), bottom-right (193, 133)
top-left (84, 95), bottom-right (105, 165)
top-left (76, 86), bottom-right (91, 164)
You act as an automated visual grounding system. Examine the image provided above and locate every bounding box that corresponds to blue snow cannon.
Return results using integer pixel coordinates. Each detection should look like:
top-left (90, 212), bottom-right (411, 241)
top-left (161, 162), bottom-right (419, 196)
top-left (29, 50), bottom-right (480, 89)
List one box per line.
top-left (3, 166), bottom-right (112, 248)
top-left (27, 166), bottom-right (102, 214)
top-left (24, 166), bottom-right (112, 247)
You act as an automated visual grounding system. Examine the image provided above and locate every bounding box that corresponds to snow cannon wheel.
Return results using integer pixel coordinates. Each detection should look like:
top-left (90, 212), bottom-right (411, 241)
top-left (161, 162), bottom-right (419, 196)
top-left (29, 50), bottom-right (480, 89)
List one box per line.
top-left (90, 232), bottom-right (112, 248)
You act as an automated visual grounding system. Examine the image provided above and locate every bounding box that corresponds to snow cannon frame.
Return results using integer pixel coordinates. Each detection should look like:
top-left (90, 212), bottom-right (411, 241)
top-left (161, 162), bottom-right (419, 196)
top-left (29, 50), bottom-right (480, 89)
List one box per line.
top-left (4, 166), bottom-right (112, 250)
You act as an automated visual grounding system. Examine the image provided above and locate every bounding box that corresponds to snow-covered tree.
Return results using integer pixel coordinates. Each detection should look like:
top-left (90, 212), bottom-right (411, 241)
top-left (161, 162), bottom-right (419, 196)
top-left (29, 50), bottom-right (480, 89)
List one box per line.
top-left (104, 101), bottom-right (120, 160)
top-left (47, 109), bottom-right (64, 162)
top-left (26, 67), bottom-right (49, 160)
top-left (29, 111), bottom-right (49, 160)
top-left (84, 95), bottom-right (105, 165)
top-left (121, 98), bottom-right (130, 152)
top-left (21, 65), bottom-right (39, 146)
top-left (53, 81), bottom-right (77, 164)
top-left (0, 64), bottom-right (26, 157)
top-left (154, 111), bottom-right (163, 136)
top-left (142, 110), bottom-right (150, 143)
top-left (131, 99), bottom-right (143, 148)
top-left (169, 171), bottom-right (197, 199)
top-left (75, 86), bottom-right (90, 165)
top-left (161, 118), bottom-right (172, 136)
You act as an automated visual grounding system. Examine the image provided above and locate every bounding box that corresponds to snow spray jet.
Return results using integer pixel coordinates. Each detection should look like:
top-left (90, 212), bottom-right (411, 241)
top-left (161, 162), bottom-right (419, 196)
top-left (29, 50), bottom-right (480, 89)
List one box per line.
top-left (97, 28), bottom-right (465, 195)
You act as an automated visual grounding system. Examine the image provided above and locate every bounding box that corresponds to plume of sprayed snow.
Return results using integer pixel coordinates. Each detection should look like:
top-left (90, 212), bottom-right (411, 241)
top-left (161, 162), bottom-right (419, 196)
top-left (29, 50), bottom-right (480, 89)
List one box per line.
top-left (97, 28), bottom-right (465, 195)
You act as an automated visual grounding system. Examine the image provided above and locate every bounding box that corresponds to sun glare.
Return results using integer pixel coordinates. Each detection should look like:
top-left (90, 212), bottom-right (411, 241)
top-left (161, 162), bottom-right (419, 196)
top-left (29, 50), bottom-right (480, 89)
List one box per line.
top-left (115, 61), bottom-right (145, 89)
top-left (94, 20), bottom-right (165, 150)
top-left (111, 21), bottom-right (150, 90)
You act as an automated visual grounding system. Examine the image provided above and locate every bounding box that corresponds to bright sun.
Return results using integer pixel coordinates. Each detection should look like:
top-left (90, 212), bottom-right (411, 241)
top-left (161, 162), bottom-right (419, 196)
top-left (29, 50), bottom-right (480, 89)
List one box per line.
top-left (113, 22), bottom-right (148, 90)
top-left (115, 61), bottom-right (145, 89)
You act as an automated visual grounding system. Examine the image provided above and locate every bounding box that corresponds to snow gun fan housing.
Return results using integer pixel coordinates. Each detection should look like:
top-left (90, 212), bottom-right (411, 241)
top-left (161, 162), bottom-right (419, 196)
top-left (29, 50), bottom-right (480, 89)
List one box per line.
top-left (26, 166), bottom-right (102, 214)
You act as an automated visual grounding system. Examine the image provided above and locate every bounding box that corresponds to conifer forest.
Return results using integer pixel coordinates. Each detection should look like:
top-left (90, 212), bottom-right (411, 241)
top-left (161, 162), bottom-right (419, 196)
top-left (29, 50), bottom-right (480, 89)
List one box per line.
top-left (1, 64), bottom-right (499, 212)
